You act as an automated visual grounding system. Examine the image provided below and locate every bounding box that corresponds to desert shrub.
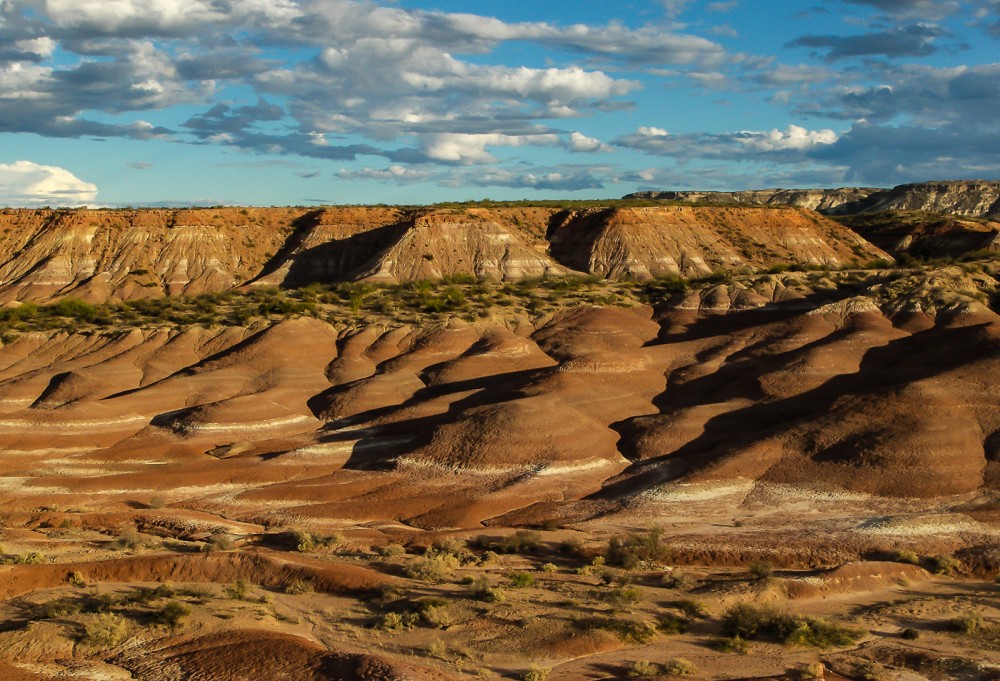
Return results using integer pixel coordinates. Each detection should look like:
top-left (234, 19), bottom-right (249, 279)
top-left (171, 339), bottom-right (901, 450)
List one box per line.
top-left (427, 638), bottom-right (449, 660)
top-left (4, 551), bottom-right (48, 565)
top-left (722, 603), bottom-right (801, 642)
top-left (468, 576), bottom-right (506, 603)
top-left (749, 561), bottom-right (774, 580)
top-left (508, 572), bottom-right (536, 588)
top-left (723, 602), bottom-right (861, 648)
top-left (662, 658), bottom-right (697, 677)
top-left (147, 496), bottom-right (166, 509)
top-left (41, 597), bottom-right (84, 619)
top-left (575, 616), bottom-right (656, 644)
top-left (602, 585), bottom-right (643, 611)
top-left (114, 527), bottom-right (154, 551)
top-left (82, 612), bottom-right (129, 648)
top-left (284, 578), bottom-right (314, 595)
top-left (930, 554), bottom-right (962, 575)
top-left (433, 537), bottom-right (470, 557)
top-left (661, 571), bottom-right (694, 590)
top-left (522, 666), bottom-right (550, 681)
top-left (155, 601), bottom-right (191, 629)
top-left (629, 660), bottom-right (660, 677)
top-left (201, 533), bottom-right (233, 552)
top-left (499, 529), bottom-right (542, 554)
top-left (665, 599), bottom-right (706, 618)
top-left (374, 543), bottom-right (406, 558)
top-left (799, 662), bottom-right (826, 679)
top-left (67, 571), bottom-right (87, 588)
top-left (380, 612), bottom-right (416, 631)
top-left (540, 563), bottom-right (558, 573)
top-left (406, 550), bottom-right (460, 582)
top-left (605, 528), bottom-right (669, 569)
top-left (951, 611), bottom-right (983, 635)
top-left (225, 578), bottom-right (252, 600)
top-left (785, 618), bottom-right (864, 648)
top-left (712, 636), bottom-right (750, 654)
top-left (901, 627), bottom-right (920, 640)
top-left (892, 549), bottom-right (919, 565)
top-left (273, 527), bottom-right (339, 553)
top-left (657, 613), bottom-right (690, 635)
top-left (130, 583), bottom-right (175, 604)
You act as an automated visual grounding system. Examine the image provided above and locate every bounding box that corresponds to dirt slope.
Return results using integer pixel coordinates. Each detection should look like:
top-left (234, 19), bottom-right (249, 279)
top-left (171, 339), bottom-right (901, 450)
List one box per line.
top-left (0, 205), bottom-right (886, 302)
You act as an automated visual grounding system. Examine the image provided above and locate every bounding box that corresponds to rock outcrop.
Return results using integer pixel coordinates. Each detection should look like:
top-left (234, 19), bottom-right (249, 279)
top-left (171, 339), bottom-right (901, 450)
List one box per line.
top-left (0, 205), bottom-right (886, 302)
top-left (627, 180), bottom-right (1000, 219)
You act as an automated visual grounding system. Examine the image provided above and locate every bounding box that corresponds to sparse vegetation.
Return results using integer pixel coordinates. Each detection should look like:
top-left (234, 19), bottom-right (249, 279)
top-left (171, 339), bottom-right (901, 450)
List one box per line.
top-left (722, 603), bottom-right (863, 648)
top-left (605, 528), bottom-right (670, 569)
top-left (82, 612), bottom-right (129, 648)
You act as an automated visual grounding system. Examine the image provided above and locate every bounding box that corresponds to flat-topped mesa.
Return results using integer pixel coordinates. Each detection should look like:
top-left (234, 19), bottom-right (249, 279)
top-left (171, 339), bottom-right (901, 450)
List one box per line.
top-left (352, 208), bottom-right (570, 283)
top-left (627, 180), bottom-right (1000, 218)
top-left (0, 207), bottom-right (306, 303)
top-left (0, 204), bottom-right (886, 303)
top-left (625, 187), bottom-right (882, 214)
top-left (548, 206), bottom-right (885, 279)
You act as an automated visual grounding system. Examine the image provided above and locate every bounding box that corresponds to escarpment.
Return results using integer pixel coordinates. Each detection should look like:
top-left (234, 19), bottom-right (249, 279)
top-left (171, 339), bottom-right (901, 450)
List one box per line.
top-left (0, 205), bottom-right (887, 303)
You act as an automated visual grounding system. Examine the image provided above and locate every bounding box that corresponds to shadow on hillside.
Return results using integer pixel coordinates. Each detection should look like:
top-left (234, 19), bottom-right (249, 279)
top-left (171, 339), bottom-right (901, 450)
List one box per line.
top-left (595, 318), bottom-right (996, 500)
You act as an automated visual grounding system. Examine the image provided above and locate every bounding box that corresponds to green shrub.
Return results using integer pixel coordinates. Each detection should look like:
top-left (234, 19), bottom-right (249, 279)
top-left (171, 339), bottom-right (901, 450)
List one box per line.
top-left (406, 550), bottom-right (460, 582)
top-left (155, 601), bottom-right (191, 629)
top-left (509, 572), bottom-right (536, 588)
top-left (284, 578), bottom-right (314, 595)
top-left (749, 561), bottom-right (774, 580)
top-left (951, 611), bottom-right (983, 635)
top-left (522, 666), bottom-right (550, 681)
top-left (665, 599), bottom-right (706, 618)
top-left (629, 660), bottom-right (660, 677)
top-left (575, 616), bottom-right (656, 644)
top-left (656, 613), bottom-right (690, 634)
top-left (468, 576), bottom-right (506, 603)
top-left (723, 602), bottom-right (862, 648)
top-left (722, 603), bottom-right (801, 641)
top-left (892, 549), bottom-right (919, 565)
top-left (901, 627), bottom-right (920, 640)
top-left (785, 618), bottom-right (864, 648)
top-left (603, 585), bottom-right (643, 611)
top-left (499, 529), bottom-right (542, 554)
top-left (712, 636), bottom-right (750, 654)
top-left (82, 612), bottom-right (129, 648)
top-left (930, 555), bottom-right (961, 575)
top-left (375, 543), bottom-right (406, 558)
top-left (662, 658), bottom-right (697, 677)
top-left (225, 578), bottom-right (252, 600)
top-left (605, 528), bottom-right (669, 569)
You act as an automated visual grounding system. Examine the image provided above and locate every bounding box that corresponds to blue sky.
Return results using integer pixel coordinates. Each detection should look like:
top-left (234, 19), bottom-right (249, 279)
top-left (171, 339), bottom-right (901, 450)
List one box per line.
top-left (1, 0), bottom-right (998, 206)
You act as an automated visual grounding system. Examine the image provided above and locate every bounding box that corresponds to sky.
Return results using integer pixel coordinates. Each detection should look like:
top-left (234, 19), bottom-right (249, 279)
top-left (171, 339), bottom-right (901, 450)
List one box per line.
top-left (0, 0), bottom-right (999, 207)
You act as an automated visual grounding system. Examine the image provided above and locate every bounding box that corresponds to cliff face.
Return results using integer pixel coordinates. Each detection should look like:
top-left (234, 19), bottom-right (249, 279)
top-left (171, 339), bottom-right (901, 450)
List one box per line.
top-left (549, 206), bottom-right (879, 278)
top-left (627, 180), bottom-right (1000, 219)
top-left (0, 205), bottom-right (886, 303)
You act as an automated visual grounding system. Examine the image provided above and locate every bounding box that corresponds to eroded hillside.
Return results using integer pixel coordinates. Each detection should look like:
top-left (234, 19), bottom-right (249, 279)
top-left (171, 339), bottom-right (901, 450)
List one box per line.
top-left (0, 205), bottom-right (885, 303)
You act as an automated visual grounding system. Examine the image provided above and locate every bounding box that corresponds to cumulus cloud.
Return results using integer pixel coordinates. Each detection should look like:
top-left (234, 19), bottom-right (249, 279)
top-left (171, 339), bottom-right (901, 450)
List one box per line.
top-left (0, 160), bottom-right (98, 206)
top-left (568, 132), bottom-right (611, 153)
top-left (739, 125), bottom-right (838, 151)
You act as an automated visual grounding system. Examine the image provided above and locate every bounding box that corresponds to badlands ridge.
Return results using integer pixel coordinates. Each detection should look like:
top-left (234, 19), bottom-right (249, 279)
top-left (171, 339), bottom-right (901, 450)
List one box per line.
top-left (0, 192), bottom-right (998, 680)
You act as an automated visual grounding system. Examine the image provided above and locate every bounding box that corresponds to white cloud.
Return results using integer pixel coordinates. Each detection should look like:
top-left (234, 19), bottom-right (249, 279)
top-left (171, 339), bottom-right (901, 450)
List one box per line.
top-left (569, 131), bottom-right (609, 153)
top-left (739, 125), bottom-right (838, 151)
top-left (421, 132), bottom-right (560, 164)
top-left (0, 161), bottom-right (98, 207)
